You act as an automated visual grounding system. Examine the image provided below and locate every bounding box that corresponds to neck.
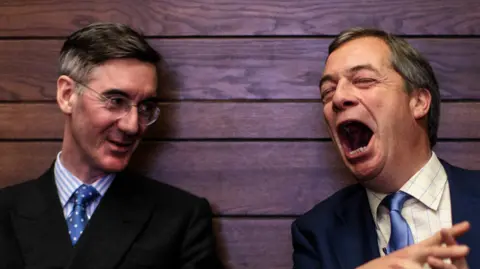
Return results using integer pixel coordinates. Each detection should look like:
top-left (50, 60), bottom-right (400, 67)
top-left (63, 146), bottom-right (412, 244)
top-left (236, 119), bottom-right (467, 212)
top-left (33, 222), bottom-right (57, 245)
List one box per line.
top-left (61, 129), bottom-right (106, 185)
top-left (364, 136), bottom-right (432, 193)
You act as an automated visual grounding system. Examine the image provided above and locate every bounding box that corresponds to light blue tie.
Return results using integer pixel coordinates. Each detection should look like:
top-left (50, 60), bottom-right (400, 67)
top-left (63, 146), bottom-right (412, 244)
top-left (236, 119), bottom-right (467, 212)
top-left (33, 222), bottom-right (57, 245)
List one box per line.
top-left (67, 184), bottom-right (99, 245)
top-left (383, 191), bottom-right (414, 254)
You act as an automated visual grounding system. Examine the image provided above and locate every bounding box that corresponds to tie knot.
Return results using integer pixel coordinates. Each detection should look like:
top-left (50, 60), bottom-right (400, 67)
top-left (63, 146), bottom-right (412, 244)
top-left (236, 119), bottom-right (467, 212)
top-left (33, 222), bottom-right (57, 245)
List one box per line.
top-left (383, 191), bottom-right (411, 212)
top-left (73, 184), bottom-right (99, 206)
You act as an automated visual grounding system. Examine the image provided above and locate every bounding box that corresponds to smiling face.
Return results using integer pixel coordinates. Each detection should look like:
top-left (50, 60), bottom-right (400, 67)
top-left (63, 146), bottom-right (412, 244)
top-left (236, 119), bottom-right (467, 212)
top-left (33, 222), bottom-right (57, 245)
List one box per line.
top-left (320, 37), bottom-right (431, 188)
top-left (58, 58), bottom-right (158, 177)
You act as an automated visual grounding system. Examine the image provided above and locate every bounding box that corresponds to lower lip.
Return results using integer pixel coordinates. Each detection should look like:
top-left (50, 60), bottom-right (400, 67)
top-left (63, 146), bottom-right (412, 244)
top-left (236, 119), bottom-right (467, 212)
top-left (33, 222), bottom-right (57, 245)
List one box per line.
top-left (342, 134), bottom-right (375, 161)
top-left (107, 141), bottom-right (133, 153)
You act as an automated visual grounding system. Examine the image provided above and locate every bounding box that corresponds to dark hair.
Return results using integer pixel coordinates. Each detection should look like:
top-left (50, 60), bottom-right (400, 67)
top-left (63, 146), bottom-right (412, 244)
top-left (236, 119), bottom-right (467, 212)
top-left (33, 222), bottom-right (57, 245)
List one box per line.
top-left (328, 27), bottom-right (440, 148)
top-left (59, 22), bottom-right (162, 85)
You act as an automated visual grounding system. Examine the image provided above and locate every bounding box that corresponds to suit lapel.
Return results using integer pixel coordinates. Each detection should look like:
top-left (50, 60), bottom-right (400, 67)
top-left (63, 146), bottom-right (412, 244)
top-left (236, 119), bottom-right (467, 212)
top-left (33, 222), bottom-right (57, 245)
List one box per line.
top-left (332, 186), bottom-right (380, 269)
top-left (443, 161), bottom-right (480, 266)
top-left (67, 171), bottom-right (154, 269)
top-left (11, 167), bottom-right (73, 266)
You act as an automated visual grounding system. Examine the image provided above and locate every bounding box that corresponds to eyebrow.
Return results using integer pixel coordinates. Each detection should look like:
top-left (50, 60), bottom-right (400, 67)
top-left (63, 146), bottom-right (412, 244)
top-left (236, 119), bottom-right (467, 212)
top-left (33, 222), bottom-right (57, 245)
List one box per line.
top-left (102, 89), bottom-right (130, 97)
top-left (103, 89), bottom-right (161, 103)
top-left (347, 64), bottom-right (381, 76)
top-left (319, 74), bottom-right (335, 89)
top-left (319, 64), bottom-right (381, 89)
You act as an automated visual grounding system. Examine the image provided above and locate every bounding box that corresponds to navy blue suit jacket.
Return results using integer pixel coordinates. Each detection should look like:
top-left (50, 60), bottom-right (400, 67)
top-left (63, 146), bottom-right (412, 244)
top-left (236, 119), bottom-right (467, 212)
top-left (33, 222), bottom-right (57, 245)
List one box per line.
top-left (292, 161), bottom-right (480, 269)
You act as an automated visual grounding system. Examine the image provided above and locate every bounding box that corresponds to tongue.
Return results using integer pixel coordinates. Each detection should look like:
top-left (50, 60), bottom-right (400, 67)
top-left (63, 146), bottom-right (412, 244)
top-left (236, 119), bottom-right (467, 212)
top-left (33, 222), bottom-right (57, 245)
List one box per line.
top-left (346, 123), bottom-right (371, 150)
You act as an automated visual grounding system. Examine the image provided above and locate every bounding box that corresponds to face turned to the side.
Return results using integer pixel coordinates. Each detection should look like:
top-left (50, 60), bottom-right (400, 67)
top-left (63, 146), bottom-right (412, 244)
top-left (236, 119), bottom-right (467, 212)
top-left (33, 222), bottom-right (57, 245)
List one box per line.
top-left (58, 58), bottom-right (158, 174)
top-left (320, 37), bottom-right (430, 186)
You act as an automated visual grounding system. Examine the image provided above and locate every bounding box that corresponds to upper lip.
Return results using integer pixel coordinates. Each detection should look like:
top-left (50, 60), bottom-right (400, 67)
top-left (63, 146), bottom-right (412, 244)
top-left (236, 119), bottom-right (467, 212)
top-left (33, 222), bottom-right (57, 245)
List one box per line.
top-left (335, 119), bottom-right (373, 132)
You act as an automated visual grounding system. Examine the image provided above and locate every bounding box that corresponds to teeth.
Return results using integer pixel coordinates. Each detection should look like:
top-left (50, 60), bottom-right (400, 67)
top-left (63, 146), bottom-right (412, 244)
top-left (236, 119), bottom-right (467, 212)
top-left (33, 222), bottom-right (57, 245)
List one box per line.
top-left (349, 146), bottom-right (367, 155)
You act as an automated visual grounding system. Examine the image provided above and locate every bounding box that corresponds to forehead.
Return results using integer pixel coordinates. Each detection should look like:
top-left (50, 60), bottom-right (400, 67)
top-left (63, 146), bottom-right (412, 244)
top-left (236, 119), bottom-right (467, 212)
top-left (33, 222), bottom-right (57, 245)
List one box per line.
top-left (88, 58), bottom-right (158, 97)
top-left (324, 37), bottom-right (392, 74)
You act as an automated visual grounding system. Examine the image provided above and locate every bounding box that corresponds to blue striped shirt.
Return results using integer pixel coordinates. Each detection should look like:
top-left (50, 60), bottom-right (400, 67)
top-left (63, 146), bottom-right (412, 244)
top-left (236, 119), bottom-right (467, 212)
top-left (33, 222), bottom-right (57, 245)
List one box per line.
top-left (54, 152), bottom-right (115, 219)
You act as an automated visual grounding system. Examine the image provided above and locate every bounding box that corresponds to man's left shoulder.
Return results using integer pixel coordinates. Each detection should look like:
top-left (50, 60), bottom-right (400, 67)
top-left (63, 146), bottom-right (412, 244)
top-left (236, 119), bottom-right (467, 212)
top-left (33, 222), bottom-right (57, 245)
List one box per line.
top-left (441, 160), bottom-right (480, 179)
top-left (441, 160), bottom-right (480, 195)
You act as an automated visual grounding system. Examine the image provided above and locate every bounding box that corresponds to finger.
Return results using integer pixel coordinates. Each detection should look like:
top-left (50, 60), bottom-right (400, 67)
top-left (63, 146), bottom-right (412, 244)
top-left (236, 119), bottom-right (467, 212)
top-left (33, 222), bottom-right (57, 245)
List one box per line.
top-left (426, 245), bottom-right (470, 259)
top-left (442, 229), bottom-right (458, 246)
top-left (452, 258), bottom-right (469, 269)
top-left (449, 221), bottom-right (470, 237)
top-left (441, 229), bottom-right (464, 265)
top-left (427, 256), bottom-right (457, 269)
top-left (421, 222), bottom-right (470, 246)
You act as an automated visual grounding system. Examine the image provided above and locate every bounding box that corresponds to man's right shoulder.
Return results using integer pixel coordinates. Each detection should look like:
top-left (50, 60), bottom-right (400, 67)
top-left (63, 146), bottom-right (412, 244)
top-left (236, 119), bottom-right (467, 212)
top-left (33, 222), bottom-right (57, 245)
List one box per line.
top-left (293, 183), bottom-right (364, 230)
top-left (1, 176), bottom-right (42, 195)
top-left (0, 175), bottom-right (44, 209)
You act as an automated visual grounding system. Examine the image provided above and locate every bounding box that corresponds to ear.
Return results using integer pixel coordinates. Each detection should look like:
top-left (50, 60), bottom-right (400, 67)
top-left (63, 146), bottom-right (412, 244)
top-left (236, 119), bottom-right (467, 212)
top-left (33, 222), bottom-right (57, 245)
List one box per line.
top-left (409, 88), bottom-right (431, 120)
top-left (56, 75), bottom-right (77, 114)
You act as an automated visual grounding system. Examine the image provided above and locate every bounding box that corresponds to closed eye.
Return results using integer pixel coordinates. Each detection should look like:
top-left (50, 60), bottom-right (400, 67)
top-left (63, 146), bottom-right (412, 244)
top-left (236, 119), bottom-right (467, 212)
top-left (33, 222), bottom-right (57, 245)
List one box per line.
top-left (320, 87), bottom-right (336, 104)
top-left (353, 78), bottom-right (377, 88)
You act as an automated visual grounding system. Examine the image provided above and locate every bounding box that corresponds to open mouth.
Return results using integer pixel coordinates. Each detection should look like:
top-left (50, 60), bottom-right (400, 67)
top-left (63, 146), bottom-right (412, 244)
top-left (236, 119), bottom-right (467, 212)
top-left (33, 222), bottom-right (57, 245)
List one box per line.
top-left (337, 120), bottom-right (373, 156)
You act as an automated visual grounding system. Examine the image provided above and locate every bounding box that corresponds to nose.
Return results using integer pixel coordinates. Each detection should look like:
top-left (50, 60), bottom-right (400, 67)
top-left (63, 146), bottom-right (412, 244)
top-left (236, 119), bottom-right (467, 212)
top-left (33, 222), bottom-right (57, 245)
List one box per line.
top-left (331, 80), bottom-right (358, 112)
top-left (117, 107), bottom-right (140, 135)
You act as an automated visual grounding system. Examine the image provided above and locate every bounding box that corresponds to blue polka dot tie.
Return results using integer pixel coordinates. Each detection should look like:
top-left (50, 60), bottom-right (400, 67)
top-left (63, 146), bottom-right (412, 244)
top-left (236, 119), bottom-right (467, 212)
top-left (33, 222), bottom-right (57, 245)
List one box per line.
top-left (67, 184), bottom-right (99, 245)
top-left (383, 191), bottom-right (414, 254)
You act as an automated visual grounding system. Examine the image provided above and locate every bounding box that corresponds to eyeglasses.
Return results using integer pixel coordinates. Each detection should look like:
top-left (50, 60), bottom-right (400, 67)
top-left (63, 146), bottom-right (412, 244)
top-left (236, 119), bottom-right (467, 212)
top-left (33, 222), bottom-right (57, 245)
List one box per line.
top-left (71, 78), bottom-right (161, 126)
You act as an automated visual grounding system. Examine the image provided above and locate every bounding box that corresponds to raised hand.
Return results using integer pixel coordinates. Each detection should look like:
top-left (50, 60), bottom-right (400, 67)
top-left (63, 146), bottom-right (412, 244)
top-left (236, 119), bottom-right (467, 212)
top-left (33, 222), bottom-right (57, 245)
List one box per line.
top-left (356, 221), bottom-right (470, 269)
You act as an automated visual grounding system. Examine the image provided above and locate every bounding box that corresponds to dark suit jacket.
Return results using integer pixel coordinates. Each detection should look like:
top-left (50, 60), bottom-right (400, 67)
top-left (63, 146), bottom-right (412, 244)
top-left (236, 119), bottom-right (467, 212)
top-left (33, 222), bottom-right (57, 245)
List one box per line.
top-left (0, 166), bottom-right (224, 269)
top-left (292, 161), bottom-right (480, 269)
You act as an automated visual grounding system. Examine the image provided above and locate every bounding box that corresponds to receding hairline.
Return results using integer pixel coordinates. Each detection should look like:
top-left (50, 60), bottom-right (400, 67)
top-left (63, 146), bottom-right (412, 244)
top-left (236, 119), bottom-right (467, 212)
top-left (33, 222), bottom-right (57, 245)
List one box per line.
top-left (327, 35), bottom-right (395, 62)
top-left (320, 37), bottom-right (397, 87)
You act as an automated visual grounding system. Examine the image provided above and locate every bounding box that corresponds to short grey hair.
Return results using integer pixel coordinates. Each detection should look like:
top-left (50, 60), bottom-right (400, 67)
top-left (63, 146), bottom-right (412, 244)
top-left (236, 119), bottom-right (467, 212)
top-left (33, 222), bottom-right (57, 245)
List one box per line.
top-left (328, 27), bottom-right (440, 148)
top-left (59, 22), bottom-right (162, 91)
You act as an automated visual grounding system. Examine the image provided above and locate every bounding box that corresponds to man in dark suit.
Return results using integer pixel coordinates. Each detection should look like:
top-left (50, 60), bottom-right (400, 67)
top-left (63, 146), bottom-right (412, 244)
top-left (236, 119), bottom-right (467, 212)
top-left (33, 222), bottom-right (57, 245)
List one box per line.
top-left (292, 27), bottom-right (479, 269)
top-left (0, 22), bottom-right (223, 269)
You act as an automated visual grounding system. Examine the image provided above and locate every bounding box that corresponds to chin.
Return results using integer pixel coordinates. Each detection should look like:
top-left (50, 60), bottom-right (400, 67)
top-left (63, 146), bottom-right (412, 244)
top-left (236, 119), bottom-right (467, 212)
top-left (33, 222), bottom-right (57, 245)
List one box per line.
top-left (346, 155), bottom-right (386, 189)
top-left (339, 144), bottom-right (384, 181)
top-left (351, 166), bottom-right (380, 182)
top-left (98, 155), bottom-right (131, 173)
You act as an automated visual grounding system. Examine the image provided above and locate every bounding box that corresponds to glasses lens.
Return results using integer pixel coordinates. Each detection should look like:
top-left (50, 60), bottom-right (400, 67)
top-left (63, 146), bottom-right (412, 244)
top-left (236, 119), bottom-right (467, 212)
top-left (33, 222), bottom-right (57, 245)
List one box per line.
top-left (143, 107), bottom-right (160, 126)
top-left (137, 102), bottom-right (160, 126)
top-left (103, 97), bottom-right (160, 126)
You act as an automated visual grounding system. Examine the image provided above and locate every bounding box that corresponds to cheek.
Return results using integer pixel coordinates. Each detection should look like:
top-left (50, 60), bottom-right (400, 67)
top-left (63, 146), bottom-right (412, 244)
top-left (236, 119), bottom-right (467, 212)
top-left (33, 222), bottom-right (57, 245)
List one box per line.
top-left (323, 105), bottom-right (334, 124)
top-left (93, 115), bottom-right (117, 132)
top-left (74, 109), bottom-right (116, 143)
top-left (322, 106), bottom-right (337, 138)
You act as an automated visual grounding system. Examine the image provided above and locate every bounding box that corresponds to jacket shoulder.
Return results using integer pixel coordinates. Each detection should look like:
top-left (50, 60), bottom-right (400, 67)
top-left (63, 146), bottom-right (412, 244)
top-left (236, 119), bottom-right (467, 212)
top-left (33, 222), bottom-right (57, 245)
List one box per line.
top-left (293, 183), bottom-right (364, 230)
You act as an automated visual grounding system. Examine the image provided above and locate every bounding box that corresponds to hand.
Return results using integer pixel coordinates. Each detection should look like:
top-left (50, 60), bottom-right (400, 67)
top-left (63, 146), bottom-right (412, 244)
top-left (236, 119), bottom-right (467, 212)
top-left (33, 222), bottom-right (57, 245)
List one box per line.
top-left (356, 221), bottom-right (470, 269)
top-left (427, 227), bottom-right (469, 269)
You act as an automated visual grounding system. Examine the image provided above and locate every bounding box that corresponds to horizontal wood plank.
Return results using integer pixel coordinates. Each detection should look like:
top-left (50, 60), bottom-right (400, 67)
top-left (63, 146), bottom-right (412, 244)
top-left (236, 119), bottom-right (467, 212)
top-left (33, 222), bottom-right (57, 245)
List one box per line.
top-left (1, 141), bottom-right (478, 214)
top-left (1, 39), bottom-right (480, 101)
top-left (1, 0), bottom-right (479, 36)
top-left (0, 102), bottom-right (478, 139)
top-left (215, 218), bottom-right (293, 269)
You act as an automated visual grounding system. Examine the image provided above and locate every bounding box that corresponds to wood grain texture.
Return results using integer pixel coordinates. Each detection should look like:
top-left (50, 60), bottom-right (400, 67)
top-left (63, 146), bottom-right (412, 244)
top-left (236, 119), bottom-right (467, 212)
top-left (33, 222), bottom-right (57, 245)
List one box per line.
top-left (1, 102), bottom-right (479, 139)
top-left (1, 39), bottom-right (480, 101)
top-left (1, 141), bottom-right (478, 214)
top-left (215, 218), bottom-right (293, 269)
top-left (1, 0), bottom-right (479, 36)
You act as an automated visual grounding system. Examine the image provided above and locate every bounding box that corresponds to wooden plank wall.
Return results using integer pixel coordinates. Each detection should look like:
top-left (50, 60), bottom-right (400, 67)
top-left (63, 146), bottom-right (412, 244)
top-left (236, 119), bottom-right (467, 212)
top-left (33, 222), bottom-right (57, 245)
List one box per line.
top-left (1, 1), bottom-right (480, 268)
